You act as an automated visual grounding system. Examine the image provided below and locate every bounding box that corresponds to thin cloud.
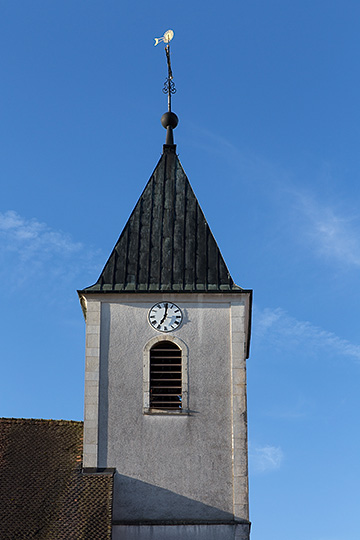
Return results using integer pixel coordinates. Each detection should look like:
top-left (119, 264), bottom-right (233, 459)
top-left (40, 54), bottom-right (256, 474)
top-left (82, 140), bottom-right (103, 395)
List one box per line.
top-left (293, 192), bottom-right (360, 267)
top-left (185, 124), bottom-right (283, 184)
top-left (187, 126), bottom-right (360, 270)
top-left (194, 128), bottom-right (360, 270)
top-left (254, 306), bottom-right (360, 362)
top-left (249, 444), bottom-right (284, 474)
top-left (0, 210), bottom-right (82, 257)
top-left (0, 210), bottom-right (100, 290)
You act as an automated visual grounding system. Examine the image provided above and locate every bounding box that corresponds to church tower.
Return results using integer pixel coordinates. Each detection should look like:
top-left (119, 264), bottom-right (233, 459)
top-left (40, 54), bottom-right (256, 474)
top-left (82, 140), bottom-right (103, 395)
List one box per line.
top-left (78, 32), bottom-right (252, 540)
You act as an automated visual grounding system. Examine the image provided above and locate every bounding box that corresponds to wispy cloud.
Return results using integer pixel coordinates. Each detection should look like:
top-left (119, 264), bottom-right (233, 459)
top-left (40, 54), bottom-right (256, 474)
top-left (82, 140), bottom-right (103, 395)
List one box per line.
top-left (191, 127), bottom-right (357, 255)
top-left (185, 124), bottom-right (283, 185)
top-left (292, 191), bottom-right (360, 268)
top-left (0, 210), bottom-right (82, 256)
top-left (0, 210), bottom-right (100, 291)
top-left (254, 306), bottom-right (360, 362)
top-left (193, 127), bottom-right (360, 270)
top-left (249, 444), bottom-right (284, 474)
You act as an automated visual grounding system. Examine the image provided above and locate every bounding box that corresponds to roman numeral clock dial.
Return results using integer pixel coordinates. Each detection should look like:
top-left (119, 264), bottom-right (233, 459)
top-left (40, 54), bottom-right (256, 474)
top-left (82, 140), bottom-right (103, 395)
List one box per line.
top-left (148, 302), bottom-right (183, 332)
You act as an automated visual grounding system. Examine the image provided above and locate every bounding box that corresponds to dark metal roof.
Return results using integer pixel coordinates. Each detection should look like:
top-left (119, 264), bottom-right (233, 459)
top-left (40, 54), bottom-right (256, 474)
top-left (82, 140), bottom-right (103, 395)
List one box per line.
top-left (0, 418), bottom-right (113, 539)
top-left (81, 145), bottom-right (242, 293)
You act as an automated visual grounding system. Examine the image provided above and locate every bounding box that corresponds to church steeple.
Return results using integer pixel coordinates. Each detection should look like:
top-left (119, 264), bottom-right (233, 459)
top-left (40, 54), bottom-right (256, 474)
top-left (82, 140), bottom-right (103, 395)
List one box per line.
top-left (81, 147), bottom-right (242, 293)
top-left (79, 32), bottom-right (252, 540)
top-left (80, 30), bottom-right (242, 295)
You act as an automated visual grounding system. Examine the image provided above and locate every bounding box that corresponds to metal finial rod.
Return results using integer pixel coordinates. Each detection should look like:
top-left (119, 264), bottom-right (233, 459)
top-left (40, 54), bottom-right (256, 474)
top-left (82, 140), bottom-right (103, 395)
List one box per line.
top-left (162, 41), bottom-right (176, 111)
top-left (165, 44), bottom-right (173, 81)
top-left (165, 44), bottom-right (174, 112)
top-left (155, 29), bottom-right (178, 146)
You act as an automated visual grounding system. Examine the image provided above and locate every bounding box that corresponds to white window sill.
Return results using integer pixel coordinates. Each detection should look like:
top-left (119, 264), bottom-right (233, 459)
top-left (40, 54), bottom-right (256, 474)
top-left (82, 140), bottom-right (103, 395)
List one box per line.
top-left (143, 408), bottom-right (190, 415)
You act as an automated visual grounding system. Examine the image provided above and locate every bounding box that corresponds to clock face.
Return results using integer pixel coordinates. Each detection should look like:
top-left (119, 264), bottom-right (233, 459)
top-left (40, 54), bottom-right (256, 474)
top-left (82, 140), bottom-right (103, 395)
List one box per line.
top-left (148, 302), bottom-right (183, 332)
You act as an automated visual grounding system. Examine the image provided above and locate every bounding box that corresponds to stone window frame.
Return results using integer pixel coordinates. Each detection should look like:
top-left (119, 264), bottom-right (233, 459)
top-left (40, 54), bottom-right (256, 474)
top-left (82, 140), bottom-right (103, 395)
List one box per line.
top-left (143, 335), bottom-right (189, 415)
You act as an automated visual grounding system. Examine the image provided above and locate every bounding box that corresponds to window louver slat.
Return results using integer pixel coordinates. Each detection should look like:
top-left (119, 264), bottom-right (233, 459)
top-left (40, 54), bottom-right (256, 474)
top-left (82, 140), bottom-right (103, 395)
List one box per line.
top-left (150, 341), bottom-right (182, 410)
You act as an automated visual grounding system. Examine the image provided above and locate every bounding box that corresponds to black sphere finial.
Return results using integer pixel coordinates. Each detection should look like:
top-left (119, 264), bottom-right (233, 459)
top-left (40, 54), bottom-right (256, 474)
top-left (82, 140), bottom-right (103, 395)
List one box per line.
top-left (161, 111), bottom-right (178, 130)
top-left (161, 111), bottom-right (178, 146)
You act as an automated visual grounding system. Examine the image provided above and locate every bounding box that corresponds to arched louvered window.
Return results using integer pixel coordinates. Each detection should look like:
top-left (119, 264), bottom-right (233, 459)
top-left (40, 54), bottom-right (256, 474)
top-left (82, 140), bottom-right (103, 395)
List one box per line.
top-left (150, 341), bottom-right (182, 410)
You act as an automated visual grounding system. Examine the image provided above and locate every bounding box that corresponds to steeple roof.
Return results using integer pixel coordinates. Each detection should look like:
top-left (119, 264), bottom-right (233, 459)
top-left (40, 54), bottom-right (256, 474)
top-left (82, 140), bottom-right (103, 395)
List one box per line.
top-left (81, 145), bottom-right (242, 294)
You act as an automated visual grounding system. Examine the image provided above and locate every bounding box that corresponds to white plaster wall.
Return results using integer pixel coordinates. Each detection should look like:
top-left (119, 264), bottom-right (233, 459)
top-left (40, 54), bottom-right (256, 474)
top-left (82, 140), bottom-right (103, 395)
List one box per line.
top-left (83, 292), bottom-right (251, 525)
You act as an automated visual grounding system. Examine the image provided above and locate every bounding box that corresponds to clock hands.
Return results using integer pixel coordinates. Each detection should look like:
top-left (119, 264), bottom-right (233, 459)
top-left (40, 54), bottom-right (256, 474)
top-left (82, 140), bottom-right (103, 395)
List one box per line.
top-left (159, 303), bottom-right (169, 325)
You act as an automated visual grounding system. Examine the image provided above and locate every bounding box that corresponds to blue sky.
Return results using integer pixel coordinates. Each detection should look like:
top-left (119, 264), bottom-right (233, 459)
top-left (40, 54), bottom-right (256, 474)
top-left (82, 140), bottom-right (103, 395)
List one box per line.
top-left (1, 2), bottom-right (360, 539)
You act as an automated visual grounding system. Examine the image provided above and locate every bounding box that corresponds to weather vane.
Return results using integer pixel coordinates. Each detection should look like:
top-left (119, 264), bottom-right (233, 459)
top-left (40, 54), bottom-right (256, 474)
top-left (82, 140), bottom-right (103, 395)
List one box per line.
top-left (154, 29), bottom-right (178, 145)
top-left (154, 29), bottom-right (176, 112)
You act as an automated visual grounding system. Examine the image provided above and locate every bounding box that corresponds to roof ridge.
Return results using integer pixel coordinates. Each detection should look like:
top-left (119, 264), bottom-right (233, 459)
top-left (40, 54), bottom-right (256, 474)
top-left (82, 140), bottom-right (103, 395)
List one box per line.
top-left (0, 417), bottom-right (83, 425)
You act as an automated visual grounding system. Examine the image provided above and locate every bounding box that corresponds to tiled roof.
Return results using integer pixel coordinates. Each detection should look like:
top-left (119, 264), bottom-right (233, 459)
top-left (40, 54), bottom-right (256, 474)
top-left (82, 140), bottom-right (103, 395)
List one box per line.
top-left (81, 145), bottom-right (242, 293)
top-left (0, 418), bottom-right (113, 540)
